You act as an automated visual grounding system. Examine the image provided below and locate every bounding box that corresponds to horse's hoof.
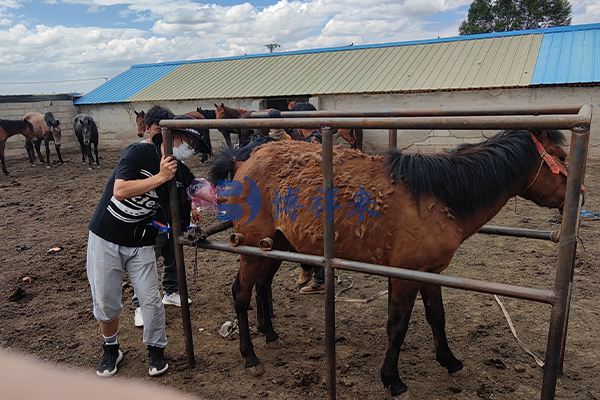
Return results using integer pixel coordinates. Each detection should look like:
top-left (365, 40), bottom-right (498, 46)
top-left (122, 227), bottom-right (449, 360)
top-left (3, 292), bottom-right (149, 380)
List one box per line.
top-left (46, 165), bottom-right (51, 169)
top-left (267, 338), bottom-right (284, 349)
top-left (392, 389), bottom-right (413, 399)
top-left (30, 164), bottom-right (35, 167)
top-left (450, 365), bottom-right (467, 377)
top-left (96, 165), bottom-right (101, 169)
top-left (88, 167), bottom-right (93, 171)
top-left (246, 363), bottom-right (265, 376)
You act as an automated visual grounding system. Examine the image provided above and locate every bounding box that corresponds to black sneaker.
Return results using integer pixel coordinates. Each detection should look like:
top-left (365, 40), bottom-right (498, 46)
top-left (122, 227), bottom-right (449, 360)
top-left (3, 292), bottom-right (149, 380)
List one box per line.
top-left (148, 345), bottom-right (168, 376)
top-left (96, 343), bottom-right (123, 377)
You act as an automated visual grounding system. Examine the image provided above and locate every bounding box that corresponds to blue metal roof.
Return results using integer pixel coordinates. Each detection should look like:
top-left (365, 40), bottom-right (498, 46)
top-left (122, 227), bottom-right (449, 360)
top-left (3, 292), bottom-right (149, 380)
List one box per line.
top-left (75, 23), bottom-right (600, 105)
top-left (74, 63), bottom-right (181, 105)
top-left (531, 24), bottom-right (600, 84)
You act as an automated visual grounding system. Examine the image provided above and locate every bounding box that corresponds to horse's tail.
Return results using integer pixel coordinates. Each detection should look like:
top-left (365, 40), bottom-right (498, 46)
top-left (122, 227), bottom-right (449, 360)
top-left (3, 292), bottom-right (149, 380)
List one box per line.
top-left (210, 136), bottom-right (276, 185)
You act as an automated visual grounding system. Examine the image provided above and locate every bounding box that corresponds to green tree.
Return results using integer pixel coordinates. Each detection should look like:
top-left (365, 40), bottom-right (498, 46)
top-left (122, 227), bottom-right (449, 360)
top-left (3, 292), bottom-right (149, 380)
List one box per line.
top-left (459, 0), bottom-right (572, 35)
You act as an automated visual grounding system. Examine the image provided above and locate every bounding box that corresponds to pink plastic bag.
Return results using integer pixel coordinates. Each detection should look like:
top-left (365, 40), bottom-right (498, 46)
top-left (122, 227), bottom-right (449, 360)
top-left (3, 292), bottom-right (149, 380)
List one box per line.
top-left (187, 178), bottom-right (218, 212)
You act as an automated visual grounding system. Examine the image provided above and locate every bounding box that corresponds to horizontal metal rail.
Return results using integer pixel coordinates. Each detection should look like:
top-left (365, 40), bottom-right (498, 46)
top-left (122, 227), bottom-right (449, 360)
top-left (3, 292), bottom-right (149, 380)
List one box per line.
top-left (161, 112), bottom-right (591, 132)
top-left (182, 238), bottom-right (555, 305)
top-left (478, 225), bottom-right (560, 242)
top-left (250, 105), bottom-right (583, 119)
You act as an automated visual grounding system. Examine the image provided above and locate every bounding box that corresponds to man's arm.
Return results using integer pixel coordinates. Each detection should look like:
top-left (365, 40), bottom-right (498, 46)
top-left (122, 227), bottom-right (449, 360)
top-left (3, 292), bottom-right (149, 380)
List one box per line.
top-left (113, 155), bottom-right (178, 201)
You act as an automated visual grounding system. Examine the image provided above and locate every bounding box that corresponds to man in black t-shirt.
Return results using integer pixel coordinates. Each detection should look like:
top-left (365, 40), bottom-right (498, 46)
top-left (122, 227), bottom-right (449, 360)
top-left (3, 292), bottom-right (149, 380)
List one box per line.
top-left (87, 107), bottom-right (210, 378)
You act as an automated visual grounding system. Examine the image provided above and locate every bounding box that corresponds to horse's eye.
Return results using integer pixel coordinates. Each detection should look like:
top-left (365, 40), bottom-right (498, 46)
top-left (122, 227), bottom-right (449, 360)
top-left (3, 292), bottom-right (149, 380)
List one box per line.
top-left (559, 156), bottom-right (566, 162)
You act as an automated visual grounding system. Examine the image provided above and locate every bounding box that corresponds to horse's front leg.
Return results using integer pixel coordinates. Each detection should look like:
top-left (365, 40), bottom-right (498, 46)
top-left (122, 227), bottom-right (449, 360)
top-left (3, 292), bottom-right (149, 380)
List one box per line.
top-left (0, 142), bottom-right (8, 175)
top-left (255, 258), bottom-right (282, 345)
top-left (93, 142), bottom-right (100, 167)
top-left (220, 129), bottom-right (232, 149)
top-left (55, 144), bottom-right (64, 164)
top-left (86, 144), bottom-right (94, 169)
top-left (420, 283), bottom-right (463, 373)
top-left (233, 254), bottom-right (266, 374)
top-left (381, 279), bottom-right (421, 397)
top-left (44, 140), bottom-right (51, 166)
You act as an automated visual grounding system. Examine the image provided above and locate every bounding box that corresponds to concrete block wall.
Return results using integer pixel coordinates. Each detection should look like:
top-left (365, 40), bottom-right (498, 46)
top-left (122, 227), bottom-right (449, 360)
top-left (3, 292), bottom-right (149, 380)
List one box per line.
top-left (1, 100), bottom-right (79, 158)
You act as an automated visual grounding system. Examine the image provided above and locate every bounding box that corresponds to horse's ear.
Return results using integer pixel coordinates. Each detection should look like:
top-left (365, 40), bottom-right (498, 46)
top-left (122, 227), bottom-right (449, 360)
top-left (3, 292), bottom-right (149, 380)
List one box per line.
top-left (220, 103), bottom-right (225, 108)
top-left (197, 107), bottom-right (202, 112)
top-left (56, 120), bottom-right (60, 125)
top-left (214, 103), bottom-right (218, 108)
top-left (135, 110), bottom-right (139, 116)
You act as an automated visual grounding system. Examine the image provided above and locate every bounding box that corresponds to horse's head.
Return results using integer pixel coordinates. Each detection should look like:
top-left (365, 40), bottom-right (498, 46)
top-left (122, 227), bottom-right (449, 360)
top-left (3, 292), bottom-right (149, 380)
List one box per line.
top-left (215, 103), bottom-right (226, 119)
top-left (44, 113), bottom-right (62, 145)
top-left (81, 120), bottom-right (93, 146)
top-left (520, 130), bottom-right (575, 212)
top-left (134, 110), bottom-right (146, 138)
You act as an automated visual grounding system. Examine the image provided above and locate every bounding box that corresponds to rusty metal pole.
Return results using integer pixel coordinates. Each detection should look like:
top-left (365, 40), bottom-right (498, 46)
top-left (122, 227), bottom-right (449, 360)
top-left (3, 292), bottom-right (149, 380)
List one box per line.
top-left (162, 126), bottom-right (196, 369)
top-left (540, 123), bottom-right (589, 400)
top-left (322, 126), bottom-right (336, 400)
top-left (389, 129), bottom-right (397, 151)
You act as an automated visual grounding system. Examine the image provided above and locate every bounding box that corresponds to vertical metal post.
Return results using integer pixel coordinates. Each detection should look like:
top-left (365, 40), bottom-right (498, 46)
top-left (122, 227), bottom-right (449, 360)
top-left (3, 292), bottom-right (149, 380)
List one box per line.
top-left (355, 128), bottom-right (363, 151)
top-left (322, 126), bottom-right (336, 400)
top-left (389, 129), bottom-right (397, 151)
top-left (540, 124), bottom-right (589, 399)
top-left (162, 126), bottom-right (196, 369)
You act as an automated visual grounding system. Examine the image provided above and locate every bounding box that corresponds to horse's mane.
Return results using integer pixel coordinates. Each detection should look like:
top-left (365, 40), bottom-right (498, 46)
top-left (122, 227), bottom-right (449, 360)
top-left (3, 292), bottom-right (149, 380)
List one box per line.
top-left (386, 130), bottom-right (566, 218)
top-left (196, 108), bottom-right (216, 119)
top-left (44, 113), bottom-right (59, 127)
top-left (1, 119), bottom-right (31, 131)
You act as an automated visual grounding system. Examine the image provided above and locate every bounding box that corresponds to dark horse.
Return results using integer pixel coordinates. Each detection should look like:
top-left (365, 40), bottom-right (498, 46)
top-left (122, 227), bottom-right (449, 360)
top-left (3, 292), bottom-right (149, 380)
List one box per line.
top-left (214, 103), bottom-right (270, 148)
top-left (0, 119), bottom-right (36, 175)
top-left (210, 130), bottom-right (572, 397)
top-left (73, 114), bottom-right (100, 169)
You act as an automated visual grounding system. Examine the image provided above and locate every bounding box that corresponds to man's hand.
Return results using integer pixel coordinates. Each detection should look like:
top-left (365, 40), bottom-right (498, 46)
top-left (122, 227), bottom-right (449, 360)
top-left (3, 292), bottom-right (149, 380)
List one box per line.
top-left (159, 155), bottom-right (178, 182)
top-left (191, 209), bottom-right (202, 224)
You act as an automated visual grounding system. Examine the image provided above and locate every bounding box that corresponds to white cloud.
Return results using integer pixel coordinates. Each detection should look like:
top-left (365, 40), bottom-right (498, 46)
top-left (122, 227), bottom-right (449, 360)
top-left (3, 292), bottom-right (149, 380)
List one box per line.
top-left (0, 0), bottom-right (597, 95)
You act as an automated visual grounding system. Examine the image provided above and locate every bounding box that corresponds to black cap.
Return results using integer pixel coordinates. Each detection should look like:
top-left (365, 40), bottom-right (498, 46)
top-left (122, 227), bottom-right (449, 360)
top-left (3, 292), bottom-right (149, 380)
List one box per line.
top-left (153, 115), bottom-right (211, 154)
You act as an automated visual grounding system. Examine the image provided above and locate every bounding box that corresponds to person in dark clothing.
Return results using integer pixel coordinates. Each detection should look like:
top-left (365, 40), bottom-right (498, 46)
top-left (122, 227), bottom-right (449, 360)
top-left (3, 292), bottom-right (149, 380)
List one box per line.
top-left (133, 110), bottom-right (206, 328)
top-left (87, 106), bottom-right (210, 378)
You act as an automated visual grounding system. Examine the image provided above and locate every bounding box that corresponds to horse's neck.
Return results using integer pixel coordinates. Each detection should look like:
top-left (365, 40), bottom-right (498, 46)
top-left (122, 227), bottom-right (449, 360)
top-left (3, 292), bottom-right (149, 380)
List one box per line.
top-left (458, 190), bottom-right (520, 239)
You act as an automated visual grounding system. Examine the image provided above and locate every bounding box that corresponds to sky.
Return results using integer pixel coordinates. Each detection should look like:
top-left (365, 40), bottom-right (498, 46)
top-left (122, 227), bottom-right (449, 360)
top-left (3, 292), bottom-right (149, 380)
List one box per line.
top-left (0, 0), bottom-right (598, 96)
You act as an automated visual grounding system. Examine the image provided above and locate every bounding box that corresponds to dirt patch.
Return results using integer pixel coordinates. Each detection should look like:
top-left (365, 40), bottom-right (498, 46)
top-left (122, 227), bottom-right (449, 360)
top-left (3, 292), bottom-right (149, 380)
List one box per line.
top-left (1, 147), bottom-right (599, 400)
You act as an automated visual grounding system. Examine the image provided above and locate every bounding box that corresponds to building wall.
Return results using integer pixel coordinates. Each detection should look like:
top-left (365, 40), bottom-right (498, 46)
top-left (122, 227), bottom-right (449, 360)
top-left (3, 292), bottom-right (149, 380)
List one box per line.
top-left (3, 88), bottom-right (598, 162)
top-left (1, 100), bottom-right (79, 158)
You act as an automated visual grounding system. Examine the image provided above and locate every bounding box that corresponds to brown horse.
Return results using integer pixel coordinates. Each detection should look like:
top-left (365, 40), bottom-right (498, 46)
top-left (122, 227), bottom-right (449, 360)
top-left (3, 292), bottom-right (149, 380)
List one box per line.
top-left (134, 110), bottom-right (146, 138)
top-left (23, 112), bottom-right (64, 167)
top-left (210, 129), bottom-right (571, 397)
top-left (287, 100), bottom-right (357, 148)
top-left (0, 119), bottom-right (36, 175)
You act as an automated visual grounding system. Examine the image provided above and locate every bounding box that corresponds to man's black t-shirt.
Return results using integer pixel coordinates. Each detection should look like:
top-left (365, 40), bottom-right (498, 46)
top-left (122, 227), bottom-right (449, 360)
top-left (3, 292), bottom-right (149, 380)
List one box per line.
top-left (89, 143), bottom-right (167, 247)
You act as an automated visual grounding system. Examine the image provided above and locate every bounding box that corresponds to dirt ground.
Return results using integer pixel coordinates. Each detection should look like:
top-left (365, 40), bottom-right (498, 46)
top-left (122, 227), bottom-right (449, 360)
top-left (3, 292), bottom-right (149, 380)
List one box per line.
top-left (1, 145), bottom-right (599, 400)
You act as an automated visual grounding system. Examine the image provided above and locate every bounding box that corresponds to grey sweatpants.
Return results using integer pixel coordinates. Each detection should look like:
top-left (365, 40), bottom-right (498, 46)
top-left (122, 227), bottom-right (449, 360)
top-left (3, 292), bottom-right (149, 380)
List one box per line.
top-left (87, 231), bottom-right (167, 348)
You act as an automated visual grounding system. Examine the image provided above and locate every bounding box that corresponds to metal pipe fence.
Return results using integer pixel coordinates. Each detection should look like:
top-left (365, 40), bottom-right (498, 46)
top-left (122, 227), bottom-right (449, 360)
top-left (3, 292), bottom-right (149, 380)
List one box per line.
top-left (161, 104), bottom-right (591, 400)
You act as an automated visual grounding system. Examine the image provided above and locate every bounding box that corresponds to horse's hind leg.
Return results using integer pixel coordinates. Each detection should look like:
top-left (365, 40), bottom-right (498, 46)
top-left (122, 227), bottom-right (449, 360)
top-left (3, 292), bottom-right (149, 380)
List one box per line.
top-left (0, 142), bottom-right (8, 175)
top-left (233, 254), bottom-right (266, 373)
top-left (380, 279), bottom-right (421, 397)
top-left (25, 141), bottom-right (35, 165)
top-left (86, 144), bottom-right (94, 169)
top-left (420, 283), bottom-right (463, 373)
top-left (255, 258), bottom-right (282, 345)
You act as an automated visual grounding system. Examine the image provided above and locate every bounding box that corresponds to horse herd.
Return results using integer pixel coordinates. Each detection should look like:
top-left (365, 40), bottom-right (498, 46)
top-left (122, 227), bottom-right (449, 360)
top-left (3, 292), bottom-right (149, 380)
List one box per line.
top-left (0, 112), bottom-right (99, 175)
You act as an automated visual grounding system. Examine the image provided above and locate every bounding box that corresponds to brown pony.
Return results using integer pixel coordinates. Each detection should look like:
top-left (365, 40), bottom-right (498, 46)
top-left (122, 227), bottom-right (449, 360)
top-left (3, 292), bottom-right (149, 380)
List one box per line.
top-left (210, 129), bottom-right (571, 397)
top-left (134, 110), bottom-right (146, 138)
top-left (0, 119), bottom-right (36, 175)
top-left (23, 112), bottom-right (64, 167)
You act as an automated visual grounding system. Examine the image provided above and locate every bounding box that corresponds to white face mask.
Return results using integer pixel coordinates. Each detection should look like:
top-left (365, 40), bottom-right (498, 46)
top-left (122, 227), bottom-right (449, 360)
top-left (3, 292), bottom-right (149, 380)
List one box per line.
top-left (173, 142), bottom-right (195, 161)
